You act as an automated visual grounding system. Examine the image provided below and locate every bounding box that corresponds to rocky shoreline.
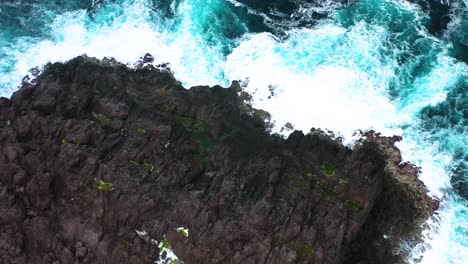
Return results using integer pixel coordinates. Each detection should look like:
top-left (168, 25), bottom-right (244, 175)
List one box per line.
top-left (0, 56), bottom-right (437, 264)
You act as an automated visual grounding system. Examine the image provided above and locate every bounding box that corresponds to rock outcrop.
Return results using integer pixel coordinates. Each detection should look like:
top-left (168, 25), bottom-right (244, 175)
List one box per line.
top-left (0, 56), bottom-right (437, 264)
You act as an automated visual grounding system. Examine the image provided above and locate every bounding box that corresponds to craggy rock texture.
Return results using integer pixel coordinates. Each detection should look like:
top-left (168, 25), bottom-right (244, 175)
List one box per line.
top-left (0, 56), bottom-right (437, 264)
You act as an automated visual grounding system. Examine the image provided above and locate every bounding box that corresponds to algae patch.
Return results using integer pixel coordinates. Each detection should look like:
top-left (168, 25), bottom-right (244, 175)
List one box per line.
top-left (192, 121), bottom-right (213, 150)
top-left (159, 235), bottom-right (171, 250)
top-left (92, 112), bottom-right (123, 130)
top-left (143, 162), bottom-right (155, 173)
top-left (321, 162), bottom-right (336, 177)
top-left (92, 178), bottom-right (114, 191)
top-left (290, 241), bottom-right (315, 259)
top-left (176, 227), bottom-right (189, 237)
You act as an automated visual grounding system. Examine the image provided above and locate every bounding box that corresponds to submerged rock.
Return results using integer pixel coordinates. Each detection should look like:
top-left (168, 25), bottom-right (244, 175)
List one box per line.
top-left (0, 56), bottom-right (437, 264)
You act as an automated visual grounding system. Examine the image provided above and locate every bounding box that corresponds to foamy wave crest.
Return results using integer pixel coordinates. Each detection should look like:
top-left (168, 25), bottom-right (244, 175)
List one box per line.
top-left (225, 23), bottom-right (406, 141)
top-left (0, 0), bottom-right (466, 262)
top-left (0, 0), bottom-right (229, 97)
top-left (409, 195), bottom-right (468, 263)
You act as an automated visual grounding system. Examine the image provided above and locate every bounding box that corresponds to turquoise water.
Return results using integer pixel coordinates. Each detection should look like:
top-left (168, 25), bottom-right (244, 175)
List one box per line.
top-left (0, 0), bottom-right (466, 262)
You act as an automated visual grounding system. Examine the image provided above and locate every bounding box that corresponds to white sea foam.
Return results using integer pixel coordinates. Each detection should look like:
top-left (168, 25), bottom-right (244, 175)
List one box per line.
top-left (409, 195), bottom-right (468, 263)
top-left (224, 24), bottom-right (407, 141)
top-left (0, 0), bottom-right (466, 262)
top-left (0, 0), bottom-right (227, 97)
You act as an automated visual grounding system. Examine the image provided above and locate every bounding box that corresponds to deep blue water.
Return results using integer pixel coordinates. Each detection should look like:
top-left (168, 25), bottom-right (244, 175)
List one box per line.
top-left (0, 0), bottom-right (466, 262)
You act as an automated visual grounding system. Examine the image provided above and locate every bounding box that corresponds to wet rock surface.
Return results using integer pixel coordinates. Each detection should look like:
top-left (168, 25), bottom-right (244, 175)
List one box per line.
top-left (0, 56), bottom-right (437, 264)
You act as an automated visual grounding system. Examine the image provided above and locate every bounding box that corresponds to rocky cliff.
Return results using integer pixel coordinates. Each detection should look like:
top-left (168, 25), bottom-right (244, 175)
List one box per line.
top-left (0, 56), bottom-right (437, 264)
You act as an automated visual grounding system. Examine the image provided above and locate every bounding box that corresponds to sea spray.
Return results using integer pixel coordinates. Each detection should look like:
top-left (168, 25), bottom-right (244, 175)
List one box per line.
top-left (0, 0), bottom-right (466, 262)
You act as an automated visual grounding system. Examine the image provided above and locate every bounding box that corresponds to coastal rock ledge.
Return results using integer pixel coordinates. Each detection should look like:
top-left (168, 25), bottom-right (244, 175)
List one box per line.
top-left (0, 56), bottom-right (437, 264)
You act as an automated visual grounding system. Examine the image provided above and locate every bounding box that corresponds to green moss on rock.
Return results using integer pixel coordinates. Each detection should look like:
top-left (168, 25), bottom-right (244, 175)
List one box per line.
top-left (176, 227), bottom-right (189, 237)
top-left (344, 200), bottom-right (362, 211)
top-left (290, 241), bottom-right (315, 259)
top-left (192, 121), bottom-right (213, 150)
top-left (339, 178), bottom-right (349, 184)
top-left (143, 162), bottom-right (155, 173)
top-left (322, 162), bottom-right (336, 177)
top-left (159, 235), bottom-right (171, 250)
top-left (92, 112), bottom-right (123, 130)
top-left (92, 178), bottom-right (114, 191)
top-left (322, 188), bottom-right (337, 201)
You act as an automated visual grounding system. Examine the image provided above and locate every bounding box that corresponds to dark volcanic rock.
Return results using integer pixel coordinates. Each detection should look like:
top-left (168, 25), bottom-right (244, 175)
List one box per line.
top-left (0, 56), bottom-right (437, 264)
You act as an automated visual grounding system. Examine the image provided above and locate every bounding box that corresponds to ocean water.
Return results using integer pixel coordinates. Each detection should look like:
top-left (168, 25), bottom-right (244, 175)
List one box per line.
top-left (0, 0), bottom-right (466, 262)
